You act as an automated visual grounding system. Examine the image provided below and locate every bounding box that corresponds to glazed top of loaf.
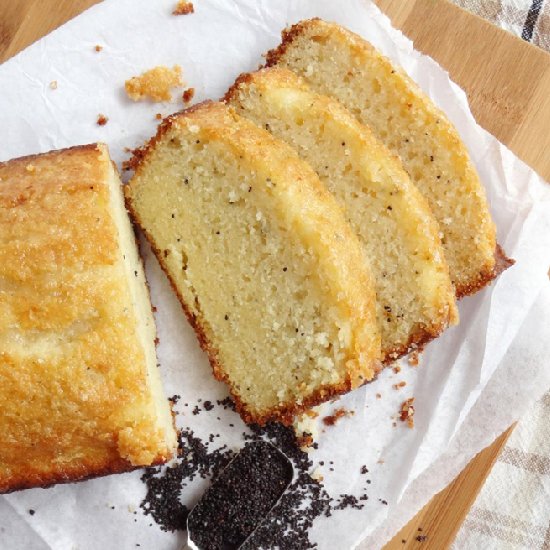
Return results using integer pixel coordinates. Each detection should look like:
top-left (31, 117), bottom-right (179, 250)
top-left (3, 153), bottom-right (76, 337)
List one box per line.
top-left (0, 144), bottom-right (175, 493)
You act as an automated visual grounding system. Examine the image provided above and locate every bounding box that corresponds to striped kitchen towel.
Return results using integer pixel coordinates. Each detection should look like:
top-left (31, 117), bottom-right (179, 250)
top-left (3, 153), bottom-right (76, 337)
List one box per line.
top-left (451, 0), bottom-right (550, 52)
top-left (453, 390), bottom-right (550, 549)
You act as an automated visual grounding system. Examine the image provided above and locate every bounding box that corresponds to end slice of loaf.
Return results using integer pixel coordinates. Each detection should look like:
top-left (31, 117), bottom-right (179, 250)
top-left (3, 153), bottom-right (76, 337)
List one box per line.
top-left (225, 67), bottom-right (458, 362)
top-left (125, 101), bottom-right (381, 425)
top-left (0, 144), bottom-right (177, 494)
top-left (266, 18), bottom-right (513, 297)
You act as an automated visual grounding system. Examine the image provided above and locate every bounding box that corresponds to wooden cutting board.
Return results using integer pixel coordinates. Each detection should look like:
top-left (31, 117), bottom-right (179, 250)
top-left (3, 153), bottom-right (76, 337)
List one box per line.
top-left (2, 1), bottom-right (549, 548)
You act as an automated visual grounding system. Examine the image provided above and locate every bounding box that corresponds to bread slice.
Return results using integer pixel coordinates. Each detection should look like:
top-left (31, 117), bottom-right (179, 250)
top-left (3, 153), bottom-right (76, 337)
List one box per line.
top-left (0, 144), bottom-right (177, 494)
top-left (266, 18), bottom-right (512, 297)
top-left (225, 67), bottom-right (458, 362)
top-left (124, 101), bottom-right (381, 425)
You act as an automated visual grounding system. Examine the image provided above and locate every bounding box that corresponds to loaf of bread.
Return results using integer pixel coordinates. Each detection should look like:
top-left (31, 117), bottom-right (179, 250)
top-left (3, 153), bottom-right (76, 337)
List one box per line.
top-left (225, 67), bottom-right (459, 362)
top-left (0, 144), bottom-right (177, 494)
top-left (125, 101), bottom-right (381, 425)
top-left (266, 18), bottom-right (512, 297)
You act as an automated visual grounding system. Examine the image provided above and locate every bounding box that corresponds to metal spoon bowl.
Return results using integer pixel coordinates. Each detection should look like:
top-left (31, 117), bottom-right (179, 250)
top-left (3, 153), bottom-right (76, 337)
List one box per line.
top-left (185, 441), bottom-right (294, 550)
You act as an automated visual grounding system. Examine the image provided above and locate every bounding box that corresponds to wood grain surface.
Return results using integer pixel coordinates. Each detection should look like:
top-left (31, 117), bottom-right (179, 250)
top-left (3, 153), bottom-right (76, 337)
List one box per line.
top-left (1, 1), bottom-right (548, 549)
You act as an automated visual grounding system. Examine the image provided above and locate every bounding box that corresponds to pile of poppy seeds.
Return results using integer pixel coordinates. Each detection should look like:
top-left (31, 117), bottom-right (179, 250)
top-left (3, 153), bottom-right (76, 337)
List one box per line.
top-left (188, 441), bottom-right (293, 549)
top-left (139, 397), bottom-right (378, 549)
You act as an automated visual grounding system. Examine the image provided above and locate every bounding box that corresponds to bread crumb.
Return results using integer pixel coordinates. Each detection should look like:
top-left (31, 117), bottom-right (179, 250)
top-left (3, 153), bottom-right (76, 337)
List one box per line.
top-left (408, 350), bottom-right (420, 366)
top-left (322, 407), bottom-right (352, 426)
top-left (376, 393), bottom-right (381, 399)
top-left (400, 398), bottom-right (415, 428)
top-left (49, 80), bottom-right (58, 90)
top-left (296, 432), bottom-right (314, 451)
top-left (155, 113), bottom-right (163, 120)
top-left (182, 87), bottom-right (195, 104)
top-left (173, 0), bottom-right (194, 15)
top-left (125, 65), bottom-right (183, 102)
top-left (311, 468), bottom-right (324, 482)
top-left (96, 114), bottom-right (108, 126)
top-left (392, 381), bottom-right (407, 390)
top-left (94, 45), bottom-right (103, 52)
top-left (393, 365), bottom-right (401, 374)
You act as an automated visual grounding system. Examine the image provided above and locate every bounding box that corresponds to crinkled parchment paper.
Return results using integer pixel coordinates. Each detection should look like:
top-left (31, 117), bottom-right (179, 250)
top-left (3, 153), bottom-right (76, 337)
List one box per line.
top-left (0, 1), bottom-right (549, 549)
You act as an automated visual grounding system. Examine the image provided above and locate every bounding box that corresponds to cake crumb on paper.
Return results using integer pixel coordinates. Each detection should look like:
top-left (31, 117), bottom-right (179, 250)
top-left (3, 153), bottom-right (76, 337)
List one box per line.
top-left (94, 45), bottom-right (103, 52)
top-left (400, 398), bottom-right (415, 428)
top-left (182, 87), bottom-right (195, 104)
top-left (322, 407), bottom-right (353, 426)
top-left (408, 350), bottom-right (420, 366)
top-left (125, 65), bottom-right (183, 102)
top-left (311, 468), bottom-right (323, 482)
top-left (49, 80), bottom-right (58, 90)
top-left (173, 0), bottom-right (194, 15)
top-left (96, 114), bottom-right (108, 126)
top-left (296, 432), bottom-right (314, 451)
top-left (392, 381), bottom-right (407, 390)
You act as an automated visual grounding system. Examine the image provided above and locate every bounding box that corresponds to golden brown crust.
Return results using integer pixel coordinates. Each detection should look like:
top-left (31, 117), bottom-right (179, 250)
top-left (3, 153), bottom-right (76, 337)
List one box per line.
top-left (386, 246), bottom-right (514, 352)
top-left (234, 378), bottom-right (355, 427)
top-left (0, 143), bottom-right (102, 168)
top-left (2, 459), bottom-right (134, 495)
top-left (455, 245), bottom-right (514, 298)
top-left (494, 244), bottom-right (515, 277)
top-left (222, 71), bottom-right (256, 103)
top-left (124, 103), bottom-right (213, 173)
top-left (383, 316), bottom-right (454, 365)
top-left (124, 101), bottom-right (215, 173)
top-left (0, 144), bottom-right (175, 493)
top-left (264, 18), bottom-right (322, 68)
top-left (1, 454), bottom-right (170, 495)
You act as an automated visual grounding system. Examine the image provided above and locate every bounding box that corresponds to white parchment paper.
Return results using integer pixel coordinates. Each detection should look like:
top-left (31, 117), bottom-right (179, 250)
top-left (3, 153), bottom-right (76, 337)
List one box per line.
top-left (1, 1), bottom-right (549, 549)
